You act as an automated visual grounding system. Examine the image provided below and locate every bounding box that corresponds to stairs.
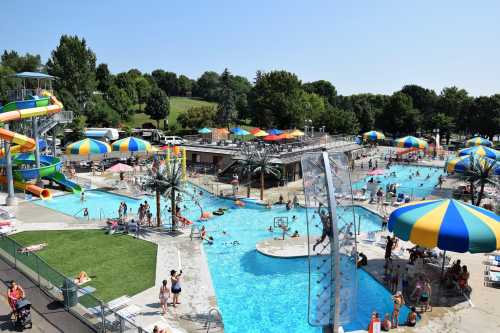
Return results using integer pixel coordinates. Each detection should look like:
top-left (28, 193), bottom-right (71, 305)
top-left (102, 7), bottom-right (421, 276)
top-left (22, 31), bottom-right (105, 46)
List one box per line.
top-left (38, 111), bottom-right (73, 135)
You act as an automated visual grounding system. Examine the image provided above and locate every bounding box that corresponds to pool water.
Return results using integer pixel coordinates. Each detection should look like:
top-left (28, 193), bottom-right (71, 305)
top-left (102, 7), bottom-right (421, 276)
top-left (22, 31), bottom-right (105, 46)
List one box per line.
top-left (353, 164), bottom-right (444, 199)
top-left (35, 187), bottom-right (409, 332)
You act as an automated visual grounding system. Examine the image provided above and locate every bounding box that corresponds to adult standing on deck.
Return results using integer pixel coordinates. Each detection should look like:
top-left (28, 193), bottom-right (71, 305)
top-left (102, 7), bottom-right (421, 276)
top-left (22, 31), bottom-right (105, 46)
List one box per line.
top-left (170, 270), bottom-right (182, 307)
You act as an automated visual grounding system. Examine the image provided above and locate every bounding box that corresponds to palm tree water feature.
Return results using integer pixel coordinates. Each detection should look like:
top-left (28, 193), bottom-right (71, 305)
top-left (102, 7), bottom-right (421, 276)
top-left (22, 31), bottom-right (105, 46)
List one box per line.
top-left (142, 146), bottom-right (187, 229)
top-left (301, 150), bottom-right (358, 333)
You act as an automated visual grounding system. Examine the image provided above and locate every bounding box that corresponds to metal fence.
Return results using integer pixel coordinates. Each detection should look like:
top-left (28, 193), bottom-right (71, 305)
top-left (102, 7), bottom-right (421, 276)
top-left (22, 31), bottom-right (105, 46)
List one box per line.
top-left (0, 236), bottom-right (149, 333)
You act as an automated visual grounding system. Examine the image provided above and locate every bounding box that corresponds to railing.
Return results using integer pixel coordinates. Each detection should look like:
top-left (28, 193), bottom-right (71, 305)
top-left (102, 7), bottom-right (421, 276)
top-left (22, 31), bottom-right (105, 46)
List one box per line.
top-left (0, 236), bottom-right (149, 333)
top-left (205, 307), bottom-right (223, 332)
top-left (53, 110), bottom-right (74, 124)
top-left (7, 88), bottom-right (54, 101)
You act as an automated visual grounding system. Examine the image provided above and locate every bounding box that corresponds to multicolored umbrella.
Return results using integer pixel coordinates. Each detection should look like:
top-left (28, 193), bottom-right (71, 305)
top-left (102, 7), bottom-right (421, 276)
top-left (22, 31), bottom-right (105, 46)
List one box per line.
top-left (363, 131), bottom-right (385, 141)
top-left (253, 130), bottom-right (269, 137)
top-left (198, 128), bottom-right (212, 134)
top-left (106, 163), bottom-right (134, 173)
top-left (66, 138), bottom-right (111, 155)
top-left (112, 137), bottom-right (152, 152)
top-left (263, 134), bottom-right (282, 142)
top-left (230, 127), bottom-right (250, 136)
top-left (459, 146), bottom-right (500, 160)
top-left (445, 155), bottom-right (498, 174)
top-left (394, 136), bottom-right (428, 149)
top-left (290, 129), bottom-right (305, 137)
top-left (465, 137), bottom-right (493, 147)
top-left (268, 129), bottom-right (283, 135)
top-left (389, 199), bottom-right (500, 253)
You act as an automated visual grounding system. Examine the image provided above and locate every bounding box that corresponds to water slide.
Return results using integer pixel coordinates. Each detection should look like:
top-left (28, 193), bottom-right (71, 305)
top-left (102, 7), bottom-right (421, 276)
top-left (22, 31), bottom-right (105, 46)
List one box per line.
top-left (0, 96), bottom-right (64, 199)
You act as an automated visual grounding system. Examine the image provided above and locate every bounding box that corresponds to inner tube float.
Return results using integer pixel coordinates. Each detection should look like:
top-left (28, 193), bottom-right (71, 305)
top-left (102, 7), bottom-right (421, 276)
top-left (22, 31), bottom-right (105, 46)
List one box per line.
top-left (213, 210), bottom-right (224, 216)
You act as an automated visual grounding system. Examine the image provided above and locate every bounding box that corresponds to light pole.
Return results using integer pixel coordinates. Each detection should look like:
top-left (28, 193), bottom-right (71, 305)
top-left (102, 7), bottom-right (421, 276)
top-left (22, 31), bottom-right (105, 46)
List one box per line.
top-left (433, 128), bottom-right (440, 157)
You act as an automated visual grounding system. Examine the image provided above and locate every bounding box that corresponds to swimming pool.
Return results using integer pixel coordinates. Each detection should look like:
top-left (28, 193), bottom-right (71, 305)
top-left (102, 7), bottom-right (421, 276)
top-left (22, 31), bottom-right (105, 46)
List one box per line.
top-left (353, 164), bottom-right (444, 199)
top-left (35, 187), bottom-right (409, 332)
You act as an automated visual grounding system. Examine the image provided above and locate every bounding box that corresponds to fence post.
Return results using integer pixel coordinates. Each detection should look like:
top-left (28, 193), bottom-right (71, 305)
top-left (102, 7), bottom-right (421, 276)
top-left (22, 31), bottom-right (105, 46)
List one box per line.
top-left (36, 256), bottom-right (41, 287)
top-left (12, 239), bottom-right (17, 268)
top-left (100, 301), bottom-right (106, 333)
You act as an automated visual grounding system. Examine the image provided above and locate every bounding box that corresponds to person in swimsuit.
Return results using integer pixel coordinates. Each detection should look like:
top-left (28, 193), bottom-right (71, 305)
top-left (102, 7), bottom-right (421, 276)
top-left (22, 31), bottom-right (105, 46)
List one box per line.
top-left (158, 279), bottom-right (170, 315)
top-left (418, 280), bottom-right (431, 312)
top-left (7, 280), bottom-right (25, 314)
top-left (170, 269), bottom-right (182, 307)
top-left (312, 204), bottom-right (332, 252)
top-left (406, 307), bottom-right (418, 327)
top-left (391, 291), bottom-right (404, 328)
top-left (381, 313), bottom-right (391, 331)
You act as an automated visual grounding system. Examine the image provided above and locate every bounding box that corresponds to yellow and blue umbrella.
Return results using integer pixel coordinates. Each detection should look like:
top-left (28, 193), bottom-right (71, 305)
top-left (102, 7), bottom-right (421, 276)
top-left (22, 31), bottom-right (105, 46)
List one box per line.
top-left (363, 131), bottom-right (385, 141)
top-left (389, 199), bottom-right (500, 253)
top-left (66, 138), bottom-right (111, 155)
top-left (394, 136), bottom-right (428, 149)
top-left (112, 137), bottom-right (152, 152)
top-left (465, 137), bottom-right (492, 147)
top-left (446, 155), bottom-right (499, 174)
top-left (459, 146), bottom-right (500, 160)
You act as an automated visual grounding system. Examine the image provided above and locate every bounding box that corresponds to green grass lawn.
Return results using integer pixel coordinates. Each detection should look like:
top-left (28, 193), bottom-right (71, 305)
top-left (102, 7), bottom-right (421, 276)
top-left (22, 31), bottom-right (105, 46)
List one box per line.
top-left (11, 230), bottom-right (157, 302)
top-left (129, 96), bottom-right (216, 129)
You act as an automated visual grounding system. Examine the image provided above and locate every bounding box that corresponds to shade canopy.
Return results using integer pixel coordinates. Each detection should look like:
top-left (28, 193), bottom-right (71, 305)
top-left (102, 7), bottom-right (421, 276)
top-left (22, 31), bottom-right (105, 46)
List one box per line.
top-left (263, 134), bottom-right (282, 141)
top-left (106, 163), bottom-right (134, 173)
top-left (446, 155), bottom-right (499, 175)
top-left (290, 129), bottom-right (305, 137)
top-left (465, 137), bottom-right (492, 147)
top-left (250, 128), bottom-right (262, 135)
top-left (363, 131), bottom-right (385, 141)
top-left (389, 199), bottom-right (500, 253)
top-left (230, 127), bottom-right (250, 136)
top-left (112, 137), bottom-right (152, 153)
top-left (268, 129), bottom-right (283, 135)
top-left (459, 146), bottom-right (500, 160)
top-left (394, 136), bottom-right (428, 149)
top-left (198, 128), bottom-right (212, 134)
top-left (66, 138), bottom-right (111, 155)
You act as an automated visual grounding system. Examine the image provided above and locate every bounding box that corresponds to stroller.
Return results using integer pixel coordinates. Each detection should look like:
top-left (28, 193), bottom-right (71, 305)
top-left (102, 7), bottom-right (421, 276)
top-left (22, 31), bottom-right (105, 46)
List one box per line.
top-left (13, 299), bottom-right (32, 330)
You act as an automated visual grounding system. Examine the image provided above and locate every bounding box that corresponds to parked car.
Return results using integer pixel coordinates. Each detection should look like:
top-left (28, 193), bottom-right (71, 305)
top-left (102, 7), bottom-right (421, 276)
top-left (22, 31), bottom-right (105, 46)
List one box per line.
top-left (162, 136), bottom-right (185, 145)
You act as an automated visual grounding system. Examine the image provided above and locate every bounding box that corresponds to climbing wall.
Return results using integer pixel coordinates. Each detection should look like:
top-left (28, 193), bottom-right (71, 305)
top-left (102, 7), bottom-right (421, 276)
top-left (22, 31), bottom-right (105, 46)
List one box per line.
top-left (301, 151), bottom-right (358, 330)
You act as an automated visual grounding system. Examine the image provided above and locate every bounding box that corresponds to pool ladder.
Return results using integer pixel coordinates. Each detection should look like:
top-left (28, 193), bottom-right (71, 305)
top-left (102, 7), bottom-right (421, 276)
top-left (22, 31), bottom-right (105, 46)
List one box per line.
top-left (99, 208), bottom-right (106, 221)
top-left (205, 307), bottom-right (222, 332)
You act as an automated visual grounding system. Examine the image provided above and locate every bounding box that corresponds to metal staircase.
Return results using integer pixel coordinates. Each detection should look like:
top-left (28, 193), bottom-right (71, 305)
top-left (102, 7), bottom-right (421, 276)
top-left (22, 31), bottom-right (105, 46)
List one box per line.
top-left (38, 111), bottom-right (73, 135)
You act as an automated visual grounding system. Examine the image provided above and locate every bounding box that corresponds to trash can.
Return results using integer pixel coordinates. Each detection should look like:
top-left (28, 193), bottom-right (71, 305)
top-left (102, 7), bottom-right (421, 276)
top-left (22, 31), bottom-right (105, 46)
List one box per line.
top-left (62, 279), bottom-right (78, 308)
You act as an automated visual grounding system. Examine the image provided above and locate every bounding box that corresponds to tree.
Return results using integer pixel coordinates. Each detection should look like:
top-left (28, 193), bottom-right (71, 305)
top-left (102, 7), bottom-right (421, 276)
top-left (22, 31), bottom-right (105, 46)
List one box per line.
top-left (96, 63), bottom-right (113, 93)
top-left (0, 65), bottom-right (16, 102)
top-left (193, 71), bottom-right (220, 101)
top-left (115, 72), bottom-right (138, 104)
top-left (145, 87), bottom-right (170, 128)
top-left (216, 68), bottom-right (237, 127)
top-left (236, 146), bottom-right (256, 198)
top-left (85, 94), bottom-right (120, 127)
top-left (143, 158), bottom-right (187, 229)
top-left (107, 85), bottom-right (133, 120)
top-left (229, 75), bottom-right (252, 119)
top-left (320, 106), bottom-right (359, 134)
top-left (469, 95), bottom-right (500, 139)
top-left (177, 105), bottom-right (216, 129)
top-left (248, 70), bottom-right (306, 128)
top-left (463, 155), bottom-right (498, 206)
top-left (151, 70), bottom-right (178, 96)
top-left (177, 75), bottom-right (193, 96)
top-left (251, 147), bottom-right (281, 201)
top-left (135, 76), bottom-right (153, 111)
top-left (46, 35), bottom-right (96, 114)
top-left (379, 92), bottom-right (421, 135)
top-left (65, 116), bottom-right (85, 143)
top-left (401, 85), bottom-right (438, 130)
top-left (1, 50), bottom-right (43, 72)
top-left (436, 87), bottom-right (472, 135)
top-left (303, 80), bottom-right (337, 106)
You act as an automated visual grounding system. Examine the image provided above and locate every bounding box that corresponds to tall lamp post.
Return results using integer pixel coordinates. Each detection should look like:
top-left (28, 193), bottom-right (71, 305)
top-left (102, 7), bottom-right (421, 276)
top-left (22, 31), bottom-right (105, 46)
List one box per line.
top-left (433, 128), bottom-right (440, 158)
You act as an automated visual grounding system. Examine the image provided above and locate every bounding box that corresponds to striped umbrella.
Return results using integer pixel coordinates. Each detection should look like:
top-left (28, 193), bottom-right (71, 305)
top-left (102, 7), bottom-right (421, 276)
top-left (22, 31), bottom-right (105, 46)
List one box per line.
top-left (394, 136), bottom-right (428, 149)
top-left (363, 131), bottom-right (385, 141)
top-left (66, 138), bottom-right (111, 155)
top-left (389, 199), bottom-right (500, 254)
top-left (112, 137), bottom-right (152, 152)
top-left (253, 130), bottom-right (269, 137)
top-left (459, 146), bottom-right (500, 160)
top-left (445, 155), bottom-right (499, 174)
top-left (465, 137), bottom-right (493, 147)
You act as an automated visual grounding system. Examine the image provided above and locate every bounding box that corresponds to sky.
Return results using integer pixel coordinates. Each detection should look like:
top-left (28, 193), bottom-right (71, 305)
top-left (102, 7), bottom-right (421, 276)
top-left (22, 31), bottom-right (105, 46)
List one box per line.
top-left (1, 0), bottom-right (499, 96)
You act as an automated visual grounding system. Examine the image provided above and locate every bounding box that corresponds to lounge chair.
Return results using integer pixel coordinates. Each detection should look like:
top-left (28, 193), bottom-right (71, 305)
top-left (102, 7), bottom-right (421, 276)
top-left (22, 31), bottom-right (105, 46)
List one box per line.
top-left (485, 255), bottom-right (500, 266)
top-left (484, 271), bottom-right (500, 287)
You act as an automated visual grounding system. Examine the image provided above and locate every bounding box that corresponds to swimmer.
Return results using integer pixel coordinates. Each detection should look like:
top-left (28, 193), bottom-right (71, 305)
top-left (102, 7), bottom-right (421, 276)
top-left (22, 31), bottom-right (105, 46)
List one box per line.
top-left (232, 240), bottom-right (240, 246)
top-left (291, 230), bottom-right (300, 238)
top-left (80, 191), bottom-right (85, 202)
top-left (206, 236), bottom-right (214, 245)
top-left (83, 208), bottom-right (89, 218)
top-left (267, 226), bottom-right (273, 232)
top-left (292, 215), bottom-right (298, 222)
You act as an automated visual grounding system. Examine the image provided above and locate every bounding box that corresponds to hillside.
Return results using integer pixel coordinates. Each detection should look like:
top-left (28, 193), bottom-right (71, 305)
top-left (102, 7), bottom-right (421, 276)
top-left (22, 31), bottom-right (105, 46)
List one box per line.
top-left (128, 97), bottom-right (216, 129)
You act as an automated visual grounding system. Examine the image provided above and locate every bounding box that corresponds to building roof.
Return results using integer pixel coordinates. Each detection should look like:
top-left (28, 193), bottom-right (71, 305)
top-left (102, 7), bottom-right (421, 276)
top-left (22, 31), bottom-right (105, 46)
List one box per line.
top-left (14, 72), bottom-right (56, 80)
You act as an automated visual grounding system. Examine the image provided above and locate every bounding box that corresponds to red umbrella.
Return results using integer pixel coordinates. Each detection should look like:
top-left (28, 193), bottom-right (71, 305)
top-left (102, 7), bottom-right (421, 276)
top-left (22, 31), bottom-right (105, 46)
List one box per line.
top-left (263, 134), bottom-right (282, 142)
top-left (250, 128), bottom-right (262, 135)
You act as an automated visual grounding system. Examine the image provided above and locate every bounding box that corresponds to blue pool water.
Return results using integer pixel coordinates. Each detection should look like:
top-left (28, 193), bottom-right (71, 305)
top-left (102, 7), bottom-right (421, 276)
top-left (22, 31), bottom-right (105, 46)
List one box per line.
top-left (353, 164), bottom-right (444, 199)
top-left (35, 188), bottom-right (409, 332)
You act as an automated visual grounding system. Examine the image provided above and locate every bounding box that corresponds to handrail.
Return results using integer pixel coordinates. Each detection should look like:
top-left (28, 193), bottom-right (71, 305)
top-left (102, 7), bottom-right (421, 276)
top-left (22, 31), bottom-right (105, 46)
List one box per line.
top-left (99, 208), bottom-right (106, 221)
top-left (205, 307), bottom-right (222, 333)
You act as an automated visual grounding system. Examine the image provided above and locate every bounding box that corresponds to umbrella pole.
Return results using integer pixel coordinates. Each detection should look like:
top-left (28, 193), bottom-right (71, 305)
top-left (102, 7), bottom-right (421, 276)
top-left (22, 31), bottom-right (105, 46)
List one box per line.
top-left (440, 250), bottom-right (447, 281)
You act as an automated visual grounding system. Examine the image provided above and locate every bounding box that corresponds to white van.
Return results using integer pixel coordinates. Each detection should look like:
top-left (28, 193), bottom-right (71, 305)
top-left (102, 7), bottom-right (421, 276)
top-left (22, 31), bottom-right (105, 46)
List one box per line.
top-left (162, 136), bottom-right (185, 145)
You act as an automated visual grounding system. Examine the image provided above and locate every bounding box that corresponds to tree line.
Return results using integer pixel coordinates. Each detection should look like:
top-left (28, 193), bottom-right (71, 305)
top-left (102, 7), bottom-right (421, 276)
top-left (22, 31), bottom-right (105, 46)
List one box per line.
top-left (1, 34), bottom-right (499, 140)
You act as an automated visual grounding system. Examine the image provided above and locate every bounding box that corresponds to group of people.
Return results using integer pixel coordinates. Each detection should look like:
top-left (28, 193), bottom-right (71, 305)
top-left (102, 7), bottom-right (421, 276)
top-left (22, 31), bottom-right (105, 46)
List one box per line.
top-left (137, 200), bottom-right (153, 226)
top-left (445, 259), bottom-right (470, 291)
top-left (158, 270), bottom-right (183, 315)
top-left (368, 301), bottom-right (418, 332)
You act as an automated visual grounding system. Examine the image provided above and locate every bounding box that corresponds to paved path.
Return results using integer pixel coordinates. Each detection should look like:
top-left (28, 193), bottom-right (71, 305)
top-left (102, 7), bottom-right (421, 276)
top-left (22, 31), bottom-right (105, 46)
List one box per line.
top-left (0, 257), bottom-right (94, 333)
